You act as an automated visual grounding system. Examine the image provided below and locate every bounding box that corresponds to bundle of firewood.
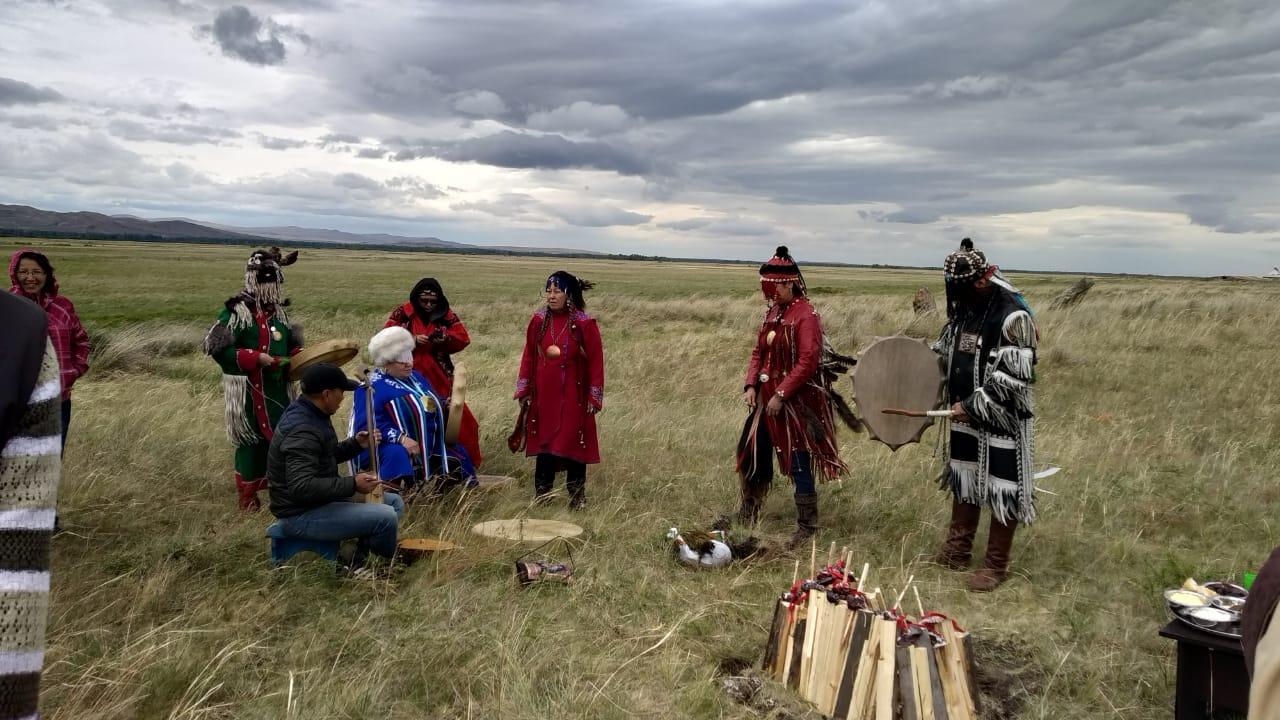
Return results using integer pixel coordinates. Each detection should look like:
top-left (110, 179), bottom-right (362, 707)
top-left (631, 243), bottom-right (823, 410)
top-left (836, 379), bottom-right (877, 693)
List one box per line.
top-left (762, 546), bottom-right (979, 719)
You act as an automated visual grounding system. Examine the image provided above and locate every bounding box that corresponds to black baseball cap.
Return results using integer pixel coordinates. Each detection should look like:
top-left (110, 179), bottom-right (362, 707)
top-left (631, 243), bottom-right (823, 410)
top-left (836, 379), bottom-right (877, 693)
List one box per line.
top-left (300, 363), bottom-right (360, 393)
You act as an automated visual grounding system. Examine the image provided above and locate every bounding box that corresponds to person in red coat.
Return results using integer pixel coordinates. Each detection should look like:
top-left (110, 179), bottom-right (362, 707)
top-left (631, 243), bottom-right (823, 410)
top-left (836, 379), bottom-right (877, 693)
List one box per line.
top-left (513, 271), bottom-right (604, 509)
top-left (385, 278), bottom-right (483, 467)
top-left (737, 246), bottom-right (848, 547)
top-left (9, 248), bottom-right (90, 450)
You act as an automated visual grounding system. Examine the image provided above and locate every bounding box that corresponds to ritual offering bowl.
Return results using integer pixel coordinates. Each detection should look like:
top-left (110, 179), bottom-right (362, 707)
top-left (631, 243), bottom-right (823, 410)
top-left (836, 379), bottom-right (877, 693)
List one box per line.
top-left (1165, 578), bottom-right (1247, 638)
top-left (1164, 589), bottom-right (1209, 609)
top-left (1211, 595), bottom-right (1247, 613)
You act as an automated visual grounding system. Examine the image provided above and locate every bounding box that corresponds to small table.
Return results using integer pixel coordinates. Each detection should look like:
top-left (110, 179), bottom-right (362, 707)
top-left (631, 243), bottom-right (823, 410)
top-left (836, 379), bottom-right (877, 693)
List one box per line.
top-left (1159, 620), bottom-right (1249, 719)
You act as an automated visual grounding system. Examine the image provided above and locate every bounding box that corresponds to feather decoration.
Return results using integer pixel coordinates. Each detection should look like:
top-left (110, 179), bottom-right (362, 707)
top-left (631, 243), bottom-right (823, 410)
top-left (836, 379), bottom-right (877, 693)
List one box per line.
top-left (828, 387), bottom-right (864, 433)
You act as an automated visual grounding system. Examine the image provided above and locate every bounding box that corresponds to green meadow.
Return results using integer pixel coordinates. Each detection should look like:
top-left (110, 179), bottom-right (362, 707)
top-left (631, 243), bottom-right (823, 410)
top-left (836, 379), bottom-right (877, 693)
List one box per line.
top-left (11, 238), bottom-right (1279, 719)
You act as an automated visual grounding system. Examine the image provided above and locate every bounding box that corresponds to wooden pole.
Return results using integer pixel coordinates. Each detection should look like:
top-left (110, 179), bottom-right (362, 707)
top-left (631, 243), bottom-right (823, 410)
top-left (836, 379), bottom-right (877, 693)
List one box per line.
top-left (359, 367), bottom-right (382, 503)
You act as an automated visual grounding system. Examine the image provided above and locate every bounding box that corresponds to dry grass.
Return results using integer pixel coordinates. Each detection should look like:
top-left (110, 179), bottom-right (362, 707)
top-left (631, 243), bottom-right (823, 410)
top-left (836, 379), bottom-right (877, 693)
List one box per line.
top-left (11, 238), bottom-right (1280, 719)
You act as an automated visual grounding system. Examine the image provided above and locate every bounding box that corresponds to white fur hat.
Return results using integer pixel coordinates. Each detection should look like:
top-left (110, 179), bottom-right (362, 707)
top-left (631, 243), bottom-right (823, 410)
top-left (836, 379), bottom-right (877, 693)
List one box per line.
top-left (369, 326), bottom-right (415, 367)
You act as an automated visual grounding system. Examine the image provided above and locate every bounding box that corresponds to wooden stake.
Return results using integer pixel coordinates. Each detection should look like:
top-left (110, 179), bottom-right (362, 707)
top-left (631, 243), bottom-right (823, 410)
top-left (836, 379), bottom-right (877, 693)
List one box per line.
top-left (358, 368), bottom-right (382, 503)
top-left (894, 575), bottom-right (915, 611)
top-left (858, 563), bottom-right (871, 593)
top-left (914, 586), bottom-right (926, 618)
top-left (799, 588), bottom-right (821, 699)
top-left (810, 539), bottom-right (818, 579)
top-left (828, 541), bottom-right (837, 567)
top-left (875, 618), bottom-right (897, 720)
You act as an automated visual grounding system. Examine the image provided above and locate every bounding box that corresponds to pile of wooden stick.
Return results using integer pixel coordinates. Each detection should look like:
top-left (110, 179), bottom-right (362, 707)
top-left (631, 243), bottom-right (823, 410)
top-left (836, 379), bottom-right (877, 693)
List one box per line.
top-left (761, 544), bottom-right (979, 720)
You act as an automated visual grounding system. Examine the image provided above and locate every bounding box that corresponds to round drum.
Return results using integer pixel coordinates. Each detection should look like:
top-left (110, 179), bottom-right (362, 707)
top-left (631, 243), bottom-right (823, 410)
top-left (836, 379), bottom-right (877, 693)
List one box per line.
top-left (853, 335), bottom-right (946, 451)
top-left (288, 339), bottom-right (360, 381)
top-left (471, 519), bottom-right (584, 543)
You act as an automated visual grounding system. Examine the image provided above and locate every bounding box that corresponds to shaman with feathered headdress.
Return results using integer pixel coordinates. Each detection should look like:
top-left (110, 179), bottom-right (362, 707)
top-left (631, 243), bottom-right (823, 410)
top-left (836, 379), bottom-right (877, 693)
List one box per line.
top-left (201, 247), bottom-right (305, 511)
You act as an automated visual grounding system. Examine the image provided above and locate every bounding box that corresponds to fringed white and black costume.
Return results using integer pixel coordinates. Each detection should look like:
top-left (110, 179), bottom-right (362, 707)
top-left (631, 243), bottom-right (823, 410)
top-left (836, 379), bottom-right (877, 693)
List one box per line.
top-left (937, 271), bottom-right (1038, 525)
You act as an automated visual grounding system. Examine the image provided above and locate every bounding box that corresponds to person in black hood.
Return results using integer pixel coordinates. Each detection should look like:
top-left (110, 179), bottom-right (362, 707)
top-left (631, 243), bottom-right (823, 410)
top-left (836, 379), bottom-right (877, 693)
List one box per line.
top-left (384, 278), bottom-right (483, 466)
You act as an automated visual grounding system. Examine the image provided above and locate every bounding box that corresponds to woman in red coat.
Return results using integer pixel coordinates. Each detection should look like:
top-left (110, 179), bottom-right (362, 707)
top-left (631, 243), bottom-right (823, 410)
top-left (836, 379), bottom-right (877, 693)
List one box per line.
top-left (385, 278), bottom-right (483, 467)
top-left (513, 271), bottom-right (604, 509)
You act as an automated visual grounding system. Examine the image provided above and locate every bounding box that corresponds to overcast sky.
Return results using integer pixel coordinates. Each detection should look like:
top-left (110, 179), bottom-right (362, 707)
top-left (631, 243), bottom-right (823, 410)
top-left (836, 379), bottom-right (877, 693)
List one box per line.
top-left (2, 1), bottom-right (1278, 275)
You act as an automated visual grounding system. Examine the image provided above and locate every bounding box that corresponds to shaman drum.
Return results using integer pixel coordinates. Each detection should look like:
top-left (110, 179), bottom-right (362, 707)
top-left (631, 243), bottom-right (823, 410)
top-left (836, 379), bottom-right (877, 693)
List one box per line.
top-left (852, 335), bottom-right (946, 451)
top-left (445, 364), bottom-right (467, 445)
top-left (288, 338), bottom-right (359, 381)
top-left (471, 519), bottom-right (584, 543)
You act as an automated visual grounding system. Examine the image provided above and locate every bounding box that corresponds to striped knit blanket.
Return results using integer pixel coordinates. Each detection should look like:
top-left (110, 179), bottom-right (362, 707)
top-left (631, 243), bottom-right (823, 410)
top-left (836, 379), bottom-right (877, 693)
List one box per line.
top-left (0, 339), bottom-right (61, 718)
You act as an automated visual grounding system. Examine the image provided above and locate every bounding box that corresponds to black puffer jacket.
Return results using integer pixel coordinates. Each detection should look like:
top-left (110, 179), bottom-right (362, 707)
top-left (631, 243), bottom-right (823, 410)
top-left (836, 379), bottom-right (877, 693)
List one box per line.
top-left (267, 397), bottom-right (361, 518)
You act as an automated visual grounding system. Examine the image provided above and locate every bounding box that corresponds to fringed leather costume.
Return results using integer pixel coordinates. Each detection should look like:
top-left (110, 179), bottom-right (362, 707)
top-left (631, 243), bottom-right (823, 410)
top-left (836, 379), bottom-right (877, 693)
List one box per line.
top-left (933, 240), bottom-right (1039, 591)
top-left (202, 248), bottom-right (303, 511)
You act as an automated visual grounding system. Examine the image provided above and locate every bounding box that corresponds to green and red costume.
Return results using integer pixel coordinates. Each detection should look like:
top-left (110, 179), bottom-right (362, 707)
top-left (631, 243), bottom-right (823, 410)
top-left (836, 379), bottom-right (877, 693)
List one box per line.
top-left (202, 249), bottom-right (302, 510)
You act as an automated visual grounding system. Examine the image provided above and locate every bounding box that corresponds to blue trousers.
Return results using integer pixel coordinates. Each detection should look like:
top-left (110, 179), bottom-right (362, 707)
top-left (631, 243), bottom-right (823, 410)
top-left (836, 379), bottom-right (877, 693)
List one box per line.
top-left (277, 493), bottom-right (404, 559)
top-left (745, 418), bottom-right (816, 495)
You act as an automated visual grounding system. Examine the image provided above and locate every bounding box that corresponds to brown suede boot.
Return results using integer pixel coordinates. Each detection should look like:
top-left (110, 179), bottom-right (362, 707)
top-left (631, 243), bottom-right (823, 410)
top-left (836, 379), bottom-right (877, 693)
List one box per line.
top-left (970, 516), bottom-right (1018, 592)
top-left (786, 494), bottom-right (818, 549)
top-left (934, 498), bottom-right (981, 570)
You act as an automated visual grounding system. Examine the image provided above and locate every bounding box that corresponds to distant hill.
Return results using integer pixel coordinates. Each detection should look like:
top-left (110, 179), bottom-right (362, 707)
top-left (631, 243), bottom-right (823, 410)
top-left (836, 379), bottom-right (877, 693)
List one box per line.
top-left (207, 224), bottom-right (468, 250)
top-left (0, 204), bottom-right (265, 242)
top-left (0, 203), bottom-right (600, 256)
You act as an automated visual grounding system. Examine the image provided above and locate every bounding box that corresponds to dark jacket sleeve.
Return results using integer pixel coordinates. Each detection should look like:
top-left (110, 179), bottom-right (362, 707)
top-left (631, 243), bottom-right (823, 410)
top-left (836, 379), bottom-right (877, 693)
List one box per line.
top-left (334, 437), bottom-right (362, 464)
top-left (282, 426), bottom-right (356, 504)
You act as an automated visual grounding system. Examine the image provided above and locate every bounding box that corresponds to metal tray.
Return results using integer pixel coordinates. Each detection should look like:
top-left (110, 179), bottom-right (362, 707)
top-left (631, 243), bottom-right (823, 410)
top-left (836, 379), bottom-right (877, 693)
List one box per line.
top-left (1168, 604), bottom-right (1242, 640)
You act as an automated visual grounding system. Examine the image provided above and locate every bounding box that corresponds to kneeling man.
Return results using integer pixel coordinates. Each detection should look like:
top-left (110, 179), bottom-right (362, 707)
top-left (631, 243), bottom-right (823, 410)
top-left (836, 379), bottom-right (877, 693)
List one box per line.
top-left (267, 363), bottom-right (403, 565)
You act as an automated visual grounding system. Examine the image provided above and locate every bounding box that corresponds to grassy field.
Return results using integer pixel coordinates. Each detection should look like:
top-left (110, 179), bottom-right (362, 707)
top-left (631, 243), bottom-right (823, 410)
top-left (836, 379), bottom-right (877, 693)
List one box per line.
top-left (10, 238), bottom-right (1280, 719)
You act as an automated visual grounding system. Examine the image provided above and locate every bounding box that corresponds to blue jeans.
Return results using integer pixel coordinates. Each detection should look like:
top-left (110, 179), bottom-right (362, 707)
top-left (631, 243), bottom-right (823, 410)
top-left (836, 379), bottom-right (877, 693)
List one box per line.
top-left (790, 451), bottom-right (815, 496)
top-left (278, 493), bottom-right (404, 559)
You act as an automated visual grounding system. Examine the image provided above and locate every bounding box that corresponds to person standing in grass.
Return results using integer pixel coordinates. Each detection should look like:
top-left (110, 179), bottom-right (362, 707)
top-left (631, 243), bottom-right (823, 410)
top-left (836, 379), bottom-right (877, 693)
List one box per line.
top-left (932, 241), bottom-right (1039, 592)
top-left (9, 248), bottom-right (90, 450)
top-left (513, 271), bottom-right (604, 509)
top-left (0, 292), bottom-right (60, 718)
top-left (384, 278), bottom-right (483, 468)
top-left (202, 248), bottom-right (304, 511)
top-left (267, 363), bottom-right (402, 570)
top-left (737, 246), bottom-right (848, 548)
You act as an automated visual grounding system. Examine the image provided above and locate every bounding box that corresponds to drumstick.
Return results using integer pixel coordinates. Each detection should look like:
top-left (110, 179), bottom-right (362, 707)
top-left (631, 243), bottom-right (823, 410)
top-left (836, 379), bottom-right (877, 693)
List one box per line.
top-left (882, 408), bottom-right (954, 418)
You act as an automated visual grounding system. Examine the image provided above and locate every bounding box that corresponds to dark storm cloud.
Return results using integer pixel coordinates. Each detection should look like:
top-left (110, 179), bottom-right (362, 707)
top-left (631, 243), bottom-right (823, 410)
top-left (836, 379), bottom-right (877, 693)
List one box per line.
top-left (0, 77), bottom-right (64, 106)
top-left (391, 131), bottom-right (651, 175)
top-left (200, 5), bottom-right (307, 66)
top-left (6, 0), bottom-right (1280, 273)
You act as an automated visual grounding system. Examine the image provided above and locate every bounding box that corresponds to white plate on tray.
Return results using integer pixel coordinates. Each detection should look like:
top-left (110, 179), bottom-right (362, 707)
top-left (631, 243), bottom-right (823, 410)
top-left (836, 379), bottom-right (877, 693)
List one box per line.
top-left (1168, 603), bottom-right (1242, 639)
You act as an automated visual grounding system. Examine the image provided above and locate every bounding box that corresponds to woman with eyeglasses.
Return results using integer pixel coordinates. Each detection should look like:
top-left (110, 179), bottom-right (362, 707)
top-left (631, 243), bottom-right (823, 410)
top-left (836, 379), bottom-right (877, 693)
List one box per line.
top-left (384, 278), bottom-right (482, 467)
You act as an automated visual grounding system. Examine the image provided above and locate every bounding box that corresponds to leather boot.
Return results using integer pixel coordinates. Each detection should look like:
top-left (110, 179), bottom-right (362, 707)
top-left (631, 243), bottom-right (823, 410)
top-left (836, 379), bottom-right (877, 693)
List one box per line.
top-left (737, 482), bottom-right (769, 525)
top-left (236, 476), bottom-right (263, 512)
top-left (787, 494), bottom-right (818, 549)
top-left (971, 516), bottom-right (1018, 592)
top-left (935, 498), bottom-right (981, 570)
